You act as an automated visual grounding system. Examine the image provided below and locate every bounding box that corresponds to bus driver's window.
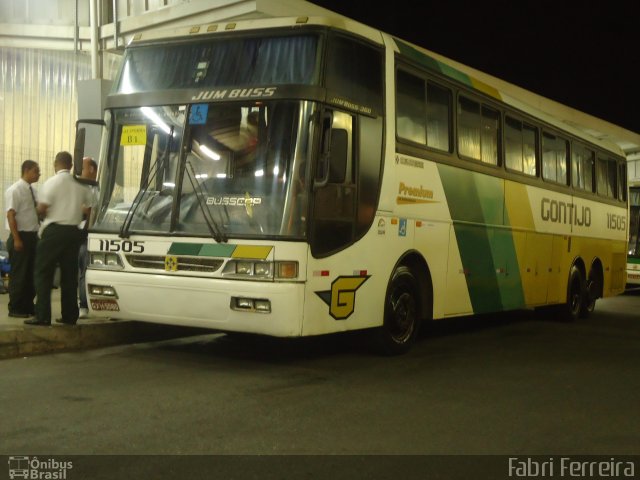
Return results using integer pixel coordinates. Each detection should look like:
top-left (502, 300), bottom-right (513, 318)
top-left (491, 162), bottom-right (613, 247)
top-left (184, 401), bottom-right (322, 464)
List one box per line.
top-left (311, 110), bottom-right (356, 256)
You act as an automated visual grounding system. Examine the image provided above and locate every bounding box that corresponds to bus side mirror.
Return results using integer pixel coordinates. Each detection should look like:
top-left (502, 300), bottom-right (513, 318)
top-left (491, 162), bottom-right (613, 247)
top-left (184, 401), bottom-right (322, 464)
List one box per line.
top-left (74, 127), bottom-right (86, 176)
top-left (74, 118), bottom-right (106, 176)
top-left (314, 112), bottom-right (333, 189)
top-left (314, 127), bottom-right (348, 189)
top-left (328, 129), bottom-right (348, 183)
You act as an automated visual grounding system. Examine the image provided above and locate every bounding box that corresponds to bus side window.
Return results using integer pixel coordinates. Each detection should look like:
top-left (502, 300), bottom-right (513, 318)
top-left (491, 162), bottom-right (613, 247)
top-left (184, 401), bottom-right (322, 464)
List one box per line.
top-left (571, 142), bottom-right (595, 192)
top-left (596, 157), bottom-right (608, 196)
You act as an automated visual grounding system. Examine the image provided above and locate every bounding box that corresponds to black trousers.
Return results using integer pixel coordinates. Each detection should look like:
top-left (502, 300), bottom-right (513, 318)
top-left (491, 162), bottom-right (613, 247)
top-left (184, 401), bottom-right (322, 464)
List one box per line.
top-left (6, 231), bottom-right (38, 315)
top-left (35, 224), bottom-right (82, 323)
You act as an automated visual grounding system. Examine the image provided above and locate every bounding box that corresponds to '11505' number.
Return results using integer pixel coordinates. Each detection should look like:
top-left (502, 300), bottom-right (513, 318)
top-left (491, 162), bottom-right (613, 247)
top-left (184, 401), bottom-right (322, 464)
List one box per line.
top-left (98, 239), bottom-right (145, 253)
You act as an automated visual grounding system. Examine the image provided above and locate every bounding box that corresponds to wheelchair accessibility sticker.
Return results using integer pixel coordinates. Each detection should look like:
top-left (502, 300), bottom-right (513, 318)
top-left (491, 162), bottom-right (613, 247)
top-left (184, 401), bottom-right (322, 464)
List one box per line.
top-left (189, 104), bottom-right (209, 125)
top-left (398, 218), bottom-right (407, 237)
top-left (315, 275), bottom-right (370, 320)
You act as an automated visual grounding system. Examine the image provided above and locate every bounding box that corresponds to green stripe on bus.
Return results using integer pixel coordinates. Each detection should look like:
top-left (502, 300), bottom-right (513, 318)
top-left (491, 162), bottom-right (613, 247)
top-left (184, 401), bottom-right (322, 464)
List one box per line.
top-left (491, 228), bottom-right (526, 310)
top-left (393, 38), bottom-right (502, 101)
top-left (629, 257), bottom-right (640, 265)
top-left (438, 63), bottom-right (471, 88)
top-left (199, 244), bottom-right (236, 257)
top-left (167, 243), bottom-right (271, 259)
top-left (393, 39), bottom-right (445, 78)
top-left (168, 243), bottom-right (202, 255)
top-left (438, 165), bottom-right (525, 313)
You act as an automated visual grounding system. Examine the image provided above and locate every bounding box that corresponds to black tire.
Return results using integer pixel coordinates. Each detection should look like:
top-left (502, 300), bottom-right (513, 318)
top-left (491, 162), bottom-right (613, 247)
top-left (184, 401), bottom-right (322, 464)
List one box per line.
top-left (579, 276), bottom-right (598, 318)
top-left (370, 266), bottom-right (421, 355)
top-left (562, 266), bottom-right (585, 322)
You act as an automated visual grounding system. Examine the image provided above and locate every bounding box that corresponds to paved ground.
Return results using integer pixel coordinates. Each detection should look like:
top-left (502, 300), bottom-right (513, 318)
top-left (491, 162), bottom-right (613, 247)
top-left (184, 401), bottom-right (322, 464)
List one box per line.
top-left (1, 291), bottom-right (638, 478)
top-left (1, 292), bottom-right (638, 457)
top-left (0, 288), bottom-right (206, 359)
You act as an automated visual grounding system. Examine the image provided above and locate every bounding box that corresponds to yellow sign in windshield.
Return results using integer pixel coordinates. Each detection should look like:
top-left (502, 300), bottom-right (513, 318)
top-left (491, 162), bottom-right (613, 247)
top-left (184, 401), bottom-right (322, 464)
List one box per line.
top-left (120, 125), bottom-right (147, 146)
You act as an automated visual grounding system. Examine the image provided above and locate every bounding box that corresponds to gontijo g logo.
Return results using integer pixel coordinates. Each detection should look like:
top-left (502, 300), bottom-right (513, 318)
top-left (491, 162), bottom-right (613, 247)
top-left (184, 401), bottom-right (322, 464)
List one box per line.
top-left (315, 275), bottom-right (370, 320)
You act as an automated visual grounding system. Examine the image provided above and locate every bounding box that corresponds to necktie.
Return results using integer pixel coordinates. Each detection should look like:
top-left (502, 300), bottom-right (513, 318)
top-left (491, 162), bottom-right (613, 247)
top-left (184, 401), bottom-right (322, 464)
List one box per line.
top-left (29, 185), bottom-right (40, 223)
top-left (28, 185), bottom-right (37, 208)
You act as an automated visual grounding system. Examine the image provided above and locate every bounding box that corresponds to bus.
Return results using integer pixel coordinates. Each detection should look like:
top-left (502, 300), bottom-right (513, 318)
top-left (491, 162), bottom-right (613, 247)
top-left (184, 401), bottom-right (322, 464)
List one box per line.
top-left (628, 182), bottom-right (640, 289)
top-left (78, 13), bottom-right (628, 354)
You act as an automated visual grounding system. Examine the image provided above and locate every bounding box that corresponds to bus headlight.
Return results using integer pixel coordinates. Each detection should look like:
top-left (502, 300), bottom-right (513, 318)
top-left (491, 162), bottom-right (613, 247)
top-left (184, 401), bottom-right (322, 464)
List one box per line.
top-left (254, 262), bottom-right (273, 276)
top-left (235, 261), bottom-right (253, 275)
top-left (222, 260), bottom-right (297, 280)
top-left (254, 299), bottom-right (271, 312)
top-left (231, 297), bottom-right (271, 313)
top-left (89, 252), bottom-right (124, 270)
top-left (88, 284), bottom-right (118, 298)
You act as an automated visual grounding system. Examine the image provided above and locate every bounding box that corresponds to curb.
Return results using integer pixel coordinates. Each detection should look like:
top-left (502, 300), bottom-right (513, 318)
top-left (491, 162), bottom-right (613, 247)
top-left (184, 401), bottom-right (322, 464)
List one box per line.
top-left (0, 320), bottom-right (208, 359)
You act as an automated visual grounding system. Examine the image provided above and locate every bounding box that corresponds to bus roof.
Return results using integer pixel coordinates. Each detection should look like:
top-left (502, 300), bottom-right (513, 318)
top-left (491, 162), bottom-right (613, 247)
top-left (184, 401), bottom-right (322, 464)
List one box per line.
top-left (124, 0), bottom-right (640, 157)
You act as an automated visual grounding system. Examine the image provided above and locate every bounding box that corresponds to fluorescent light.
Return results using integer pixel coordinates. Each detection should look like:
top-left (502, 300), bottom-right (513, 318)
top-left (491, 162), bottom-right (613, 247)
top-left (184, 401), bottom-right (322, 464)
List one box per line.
top-left (199, 144), bottom-right (221, 160)
top-left (141, 107), bottom-right (171, 135)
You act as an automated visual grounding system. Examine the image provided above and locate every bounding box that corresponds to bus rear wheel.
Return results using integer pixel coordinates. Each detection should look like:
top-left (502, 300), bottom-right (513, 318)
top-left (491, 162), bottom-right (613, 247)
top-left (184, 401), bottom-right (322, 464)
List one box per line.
top-left (370, 266), bottom-right (421, 355)
top-left (579, 275), bottom-right (599, 318)
top-left (562, 266), bottom-right (586, 322)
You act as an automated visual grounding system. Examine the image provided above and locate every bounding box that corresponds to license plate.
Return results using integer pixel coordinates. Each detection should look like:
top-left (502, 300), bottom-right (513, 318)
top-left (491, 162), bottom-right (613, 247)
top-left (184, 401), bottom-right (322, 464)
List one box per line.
top-left (90, 299), bottom-right (120, 312)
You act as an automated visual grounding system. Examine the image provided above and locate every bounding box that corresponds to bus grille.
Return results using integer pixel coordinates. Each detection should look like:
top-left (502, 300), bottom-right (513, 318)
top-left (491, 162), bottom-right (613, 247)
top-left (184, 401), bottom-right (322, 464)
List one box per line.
top-left (126, 255), bottom-right (224, 273)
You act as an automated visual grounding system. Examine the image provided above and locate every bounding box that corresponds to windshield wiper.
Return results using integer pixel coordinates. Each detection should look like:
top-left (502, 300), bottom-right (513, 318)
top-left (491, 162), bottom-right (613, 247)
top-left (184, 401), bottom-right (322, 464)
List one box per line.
top-left (120, 130), bottom-right (170, 238)
top-left (185, 159), bottom-right (227, 243)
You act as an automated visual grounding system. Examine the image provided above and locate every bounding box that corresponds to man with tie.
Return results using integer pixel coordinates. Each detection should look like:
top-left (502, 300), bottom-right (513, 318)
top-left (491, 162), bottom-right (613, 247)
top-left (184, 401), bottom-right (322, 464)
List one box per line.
top-left (4, 159), bottom-right (41, 318)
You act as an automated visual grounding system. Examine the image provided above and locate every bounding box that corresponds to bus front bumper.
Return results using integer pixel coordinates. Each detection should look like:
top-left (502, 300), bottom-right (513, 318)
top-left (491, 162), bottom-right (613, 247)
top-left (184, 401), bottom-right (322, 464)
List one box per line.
top-left (86, 270), bottom-right (304, 337)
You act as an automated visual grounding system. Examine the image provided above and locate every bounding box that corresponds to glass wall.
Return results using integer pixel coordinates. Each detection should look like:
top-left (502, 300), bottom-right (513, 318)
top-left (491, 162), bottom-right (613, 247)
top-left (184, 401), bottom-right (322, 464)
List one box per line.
top-left (0, 47), bottom-right (120, 239)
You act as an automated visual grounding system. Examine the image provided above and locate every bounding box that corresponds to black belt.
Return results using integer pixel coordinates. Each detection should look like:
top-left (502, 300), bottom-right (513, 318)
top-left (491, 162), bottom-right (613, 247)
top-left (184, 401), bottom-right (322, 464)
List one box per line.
top-left (47, 223), bottom-right (80, 228)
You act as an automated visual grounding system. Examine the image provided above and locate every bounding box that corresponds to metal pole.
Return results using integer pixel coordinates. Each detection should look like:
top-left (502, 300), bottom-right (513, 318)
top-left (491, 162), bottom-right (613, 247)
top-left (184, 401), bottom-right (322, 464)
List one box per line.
top-left (113, 0), bottom-right (119, 49)
top-left (74, 0), bottom-right (78, 53)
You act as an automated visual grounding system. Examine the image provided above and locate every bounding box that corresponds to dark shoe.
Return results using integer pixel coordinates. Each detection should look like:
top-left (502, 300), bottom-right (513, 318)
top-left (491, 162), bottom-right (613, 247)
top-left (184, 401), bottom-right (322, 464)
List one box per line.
top-left (9, 312), bottom-right (32, 318)
top-left (55, 318), bottom-right (77, 326)
top-left (24, 318), bottom-right (51, 326)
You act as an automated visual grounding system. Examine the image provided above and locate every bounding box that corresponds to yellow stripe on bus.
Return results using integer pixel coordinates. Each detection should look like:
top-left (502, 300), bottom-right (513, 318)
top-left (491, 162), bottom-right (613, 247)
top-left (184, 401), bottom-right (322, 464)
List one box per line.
top-left (504, 182), bottom-right (535, 230)
top-left (231, 245), bottom-right (273, 260)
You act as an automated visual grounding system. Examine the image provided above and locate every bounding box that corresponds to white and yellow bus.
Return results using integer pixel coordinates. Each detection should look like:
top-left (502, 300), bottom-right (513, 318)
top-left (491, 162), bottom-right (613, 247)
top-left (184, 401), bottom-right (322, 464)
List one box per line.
top-left (80, 13), bottom-right (628, 354)
top-left (627, 182), bottom-right (640, 289)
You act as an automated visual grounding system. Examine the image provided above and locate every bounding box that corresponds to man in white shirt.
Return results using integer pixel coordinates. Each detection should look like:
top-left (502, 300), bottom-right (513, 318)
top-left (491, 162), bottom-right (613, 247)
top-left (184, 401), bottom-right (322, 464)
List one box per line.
top-left (26, 151), bottom-right (93, 326)
top-left (4, 160), bottom-right (41, 318)
top-left (77, 156), bottom-right (99, 319)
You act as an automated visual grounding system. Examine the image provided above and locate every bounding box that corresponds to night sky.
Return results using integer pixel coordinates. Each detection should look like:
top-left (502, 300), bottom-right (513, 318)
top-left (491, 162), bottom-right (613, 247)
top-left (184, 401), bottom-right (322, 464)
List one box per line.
top-left (310, 1), bottom-right (640, 134)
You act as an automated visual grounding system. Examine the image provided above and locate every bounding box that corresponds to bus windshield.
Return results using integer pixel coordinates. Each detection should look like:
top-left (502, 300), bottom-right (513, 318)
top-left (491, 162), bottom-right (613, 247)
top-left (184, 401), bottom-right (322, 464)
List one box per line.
top-left (115, 34), bottom-right (320, 93)
top-left (94, 100), bottom-right (314, 239)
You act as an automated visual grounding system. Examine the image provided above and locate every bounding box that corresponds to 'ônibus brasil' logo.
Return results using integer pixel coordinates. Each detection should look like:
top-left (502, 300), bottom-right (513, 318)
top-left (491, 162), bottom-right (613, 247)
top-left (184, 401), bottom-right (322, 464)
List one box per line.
top-left (315, 275), bottom-right (370, 320)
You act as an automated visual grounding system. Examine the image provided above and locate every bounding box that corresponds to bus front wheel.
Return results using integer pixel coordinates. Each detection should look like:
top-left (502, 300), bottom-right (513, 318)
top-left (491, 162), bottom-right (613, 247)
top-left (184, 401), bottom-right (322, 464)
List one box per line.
top-left (370, 266), bottom-right (421, 355)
